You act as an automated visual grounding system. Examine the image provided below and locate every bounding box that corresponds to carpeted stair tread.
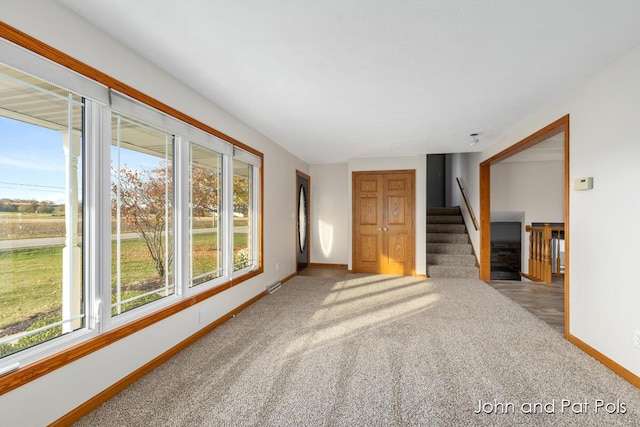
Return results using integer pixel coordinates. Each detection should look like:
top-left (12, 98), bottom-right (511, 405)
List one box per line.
top-left (427, 215), bottom-right (464, 224)
top-left (426, 233), bottom-right (469, 244)
top-left (427, 253), bottom-right (476, 266)
top-left (427, 243), bottom-right (472, 254)
top-left (427, 223), bottom-right (466, 233)
top-left (427, 207), bottom-right (461, 216)
top-left (427, 264), bottom-right (479, 279)
top-left (427, 206), bottom-right (478, 279)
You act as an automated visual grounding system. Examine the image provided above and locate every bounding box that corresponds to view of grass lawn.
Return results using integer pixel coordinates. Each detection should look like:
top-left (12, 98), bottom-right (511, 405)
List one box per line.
top-left (0, 246), bottom-right (63, 330)
top-left (113, 237), bottom-right (163, 286)
top-left (0, 230), bottom-right (249, 333)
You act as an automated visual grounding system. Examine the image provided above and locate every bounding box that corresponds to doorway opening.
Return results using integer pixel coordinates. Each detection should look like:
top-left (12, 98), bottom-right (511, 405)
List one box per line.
top-left (479, 115), bottom-right (569, 336)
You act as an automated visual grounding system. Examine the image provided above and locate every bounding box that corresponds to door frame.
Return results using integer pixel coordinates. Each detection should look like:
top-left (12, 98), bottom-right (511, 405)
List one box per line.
top-left (351, 169), bottom-right (416, 276)
top-left (479, 114), bottom-right (569, 337)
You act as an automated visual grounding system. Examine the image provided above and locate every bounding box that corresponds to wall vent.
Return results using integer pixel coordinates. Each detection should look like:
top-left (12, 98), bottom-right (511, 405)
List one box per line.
top-left (266, 282), bottom-right (282, 294)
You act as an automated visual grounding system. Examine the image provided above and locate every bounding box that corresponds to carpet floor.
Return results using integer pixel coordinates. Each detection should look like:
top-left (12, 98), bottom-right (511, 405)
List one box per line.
top-left (74, 275), bottom-right (640, 426)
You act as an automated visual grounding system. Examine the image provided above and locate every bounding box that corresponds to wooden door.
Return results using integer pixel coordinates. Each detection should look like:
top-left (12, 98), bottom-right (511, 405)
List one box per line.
top-left (353, 170), bottom-right (415, 275)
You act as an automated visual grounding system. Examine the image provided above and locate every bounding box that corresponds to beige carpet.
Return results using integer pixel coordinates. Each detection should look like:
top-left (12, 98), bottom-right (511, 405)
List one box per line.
top-left (75, 275), bottom-right (640, 426)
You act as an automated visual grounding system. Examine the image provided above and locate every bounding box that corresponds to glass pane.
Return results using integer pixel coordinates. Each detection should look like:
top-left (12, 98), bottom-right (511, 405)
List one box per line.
top-left (0, 65), bottom-right (84, 358)
top-left (298, 185), bottom-right (307, 252)
top-left (233, 159), bottom-right (253, 271)
top-left (189, 143), bottom-right (222, 286)
top-left (111, 114), bottom-right (174, 316)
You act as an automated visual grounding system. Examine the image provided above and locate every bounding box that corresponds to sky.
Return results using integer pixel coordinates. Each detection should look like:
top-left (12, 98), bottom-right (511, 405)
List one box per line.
top-left (0, 116), bottom-right (70, 204)
top-left (0, 115), bottom-right (167, 205)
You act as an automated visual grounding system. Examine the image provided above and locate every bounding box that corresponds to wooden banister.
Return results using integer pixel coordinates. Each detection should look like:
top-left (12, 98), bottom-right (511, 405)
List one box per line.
top-left (523, 223), bottom-right (564, 283)
top-left (456, 177), bottom-right (479, 231)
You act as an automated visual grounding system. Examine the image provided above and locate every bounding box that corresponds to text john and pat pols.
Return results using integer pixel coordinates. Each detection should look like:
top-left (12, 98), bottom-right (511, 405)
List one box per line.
top-left (474, 399), bottom-right (627, 415)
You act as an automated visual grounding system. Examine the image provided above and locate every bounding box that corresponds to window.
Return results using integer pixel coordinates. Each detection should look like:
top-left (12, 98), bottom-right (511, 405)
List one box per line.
top-left (189, 142), bottom-right (222, 286)
top-left (111, 114), bottom-right (175, 315)
top-left (0, 34), bottom-right (262, 381)
top-left (0, 65), bottom-right (85, 357)
top-left (233, 158), bottom-right (254, 271)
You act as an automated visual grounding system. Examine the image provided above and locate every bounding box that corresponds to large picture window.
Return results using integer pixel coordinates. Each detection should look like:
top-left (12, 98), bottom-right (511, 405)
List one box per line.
top-left (0, 65), bottom-right (84, 357)
top-left (0, 36), bottom-right (262, 383)
top-left (111, 114), bottom-right (175, 315)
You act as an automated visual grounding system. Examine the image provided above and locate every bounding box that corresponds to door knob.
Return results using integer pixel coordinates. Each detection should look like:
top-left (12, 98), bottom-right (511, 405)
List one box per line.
top-left (383, 227), bottom-right (388, 231)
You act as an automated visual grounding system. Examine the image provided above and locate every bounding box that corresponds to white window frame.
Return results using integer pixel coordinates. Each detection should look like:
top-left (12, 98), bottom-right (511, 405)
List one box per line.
top-left (231, 162), bottom-right (260, 278)
top-left (183, 138), bottom-right (229, 296)
top-left (0, 71), bottom-right (105, 372)
top-left (104, 111), bottom-right (181, 329)
top-left (231, 147), bottom-right (261, 277)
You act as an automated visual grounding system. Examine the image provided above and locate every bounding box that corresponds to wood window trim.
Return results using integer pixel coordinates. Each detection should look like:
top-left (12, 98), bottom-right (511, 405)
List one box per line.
top-left (0, 21), bottom-right (264, 395)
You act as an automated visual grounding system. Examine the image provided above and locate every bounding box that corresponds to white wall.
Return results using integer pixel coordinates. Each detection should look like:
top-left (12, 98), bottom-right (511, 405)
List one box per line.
top-left (491, 160), bottom-right (563, 221)
top-left (446, 152), bottom-right (481, 247)
top-left (348, 156), bottom-right (426, 276)
top-left (309, 164), bottom-right (349, 265)
top-left (465, 42), bottom-right (640, 379)
top-left (462, 152), bottom-right (483, 256)
top-left (447, 153), bottom-right (466, 208)
top-left (0, 2), bottom-right (308, 425)
top-left (491, 160), bottom-right (564, 272)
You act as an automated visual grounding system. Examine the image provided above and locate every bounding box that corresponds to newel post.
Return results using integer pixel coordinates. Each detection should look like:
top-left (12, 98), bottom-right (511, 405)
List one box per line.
top-left (542, 223), bottom-right (552, 283)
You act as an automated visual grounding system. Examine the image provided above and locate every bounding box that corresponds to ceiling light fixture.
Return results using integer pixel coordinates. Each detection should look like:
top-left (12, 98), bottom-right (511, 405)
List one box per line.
top-left (469, 133), bottom-right (480, 146)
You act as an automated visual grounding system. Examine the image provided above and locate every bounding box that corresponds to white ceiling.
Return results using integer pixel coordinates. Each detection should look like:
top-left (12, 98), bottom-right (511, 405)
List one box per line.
top-left (58, 0), bottom-right (640, 164)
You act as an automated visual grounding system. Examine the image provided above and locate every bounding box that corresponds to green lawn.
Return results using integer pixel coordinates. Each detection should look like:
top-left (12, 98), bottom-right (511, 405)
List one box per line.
top-left (0, 232), bottom-right (249, 331)
top-left (0, 246), bottom-right (63, 330)
top-left (113, 237), bottom-right (163, 286)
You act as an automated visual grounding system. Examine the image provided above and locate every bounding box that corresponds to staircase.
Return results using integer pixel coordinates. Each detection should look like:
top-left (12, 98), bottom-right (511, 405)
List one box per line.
top-left (427, 207), bottom-right (479, 279)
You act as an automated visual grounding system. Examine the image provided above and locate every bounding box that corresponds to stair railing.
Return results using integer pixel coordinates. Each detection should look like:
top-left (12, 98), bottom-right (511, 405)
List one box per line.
top-left (523, 223), bottom-right (564, 283)
top-left (456, 177), bottom-right (478, 231)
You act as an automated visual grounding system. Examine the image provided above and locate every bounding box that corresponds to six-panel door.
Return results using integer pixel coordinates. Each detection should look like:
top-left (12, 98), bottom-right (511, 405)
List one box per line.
top-left (353, 170), bottom-right (415, 275)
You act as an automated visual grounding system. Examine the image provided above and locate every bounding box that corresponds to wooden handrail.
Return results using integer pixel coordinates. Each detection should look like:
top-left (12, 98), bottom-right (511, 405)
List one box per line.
top-left (525, 225), bottom-right (565, 233)
top-left (524, 223), bottom-right (564, 283)
top-left (456, 177), bottom-right (479, 231)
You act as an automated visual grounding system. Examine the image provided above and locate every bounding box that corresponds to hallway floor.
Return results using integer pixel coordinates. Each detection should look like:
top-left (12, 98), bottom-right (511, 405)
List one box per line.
top-left (487, 276), bottom-right (565, 334)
